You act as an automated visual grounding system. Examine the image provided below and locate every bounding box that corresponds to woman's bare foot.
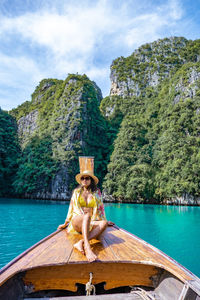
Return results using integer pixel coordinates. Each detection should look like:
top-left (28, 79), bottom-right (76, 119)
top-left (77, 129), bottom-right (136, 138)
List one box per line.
top-left (74, 240), bottom-right (85, 255)
top-left (84, 246), bottom-right (97, 262)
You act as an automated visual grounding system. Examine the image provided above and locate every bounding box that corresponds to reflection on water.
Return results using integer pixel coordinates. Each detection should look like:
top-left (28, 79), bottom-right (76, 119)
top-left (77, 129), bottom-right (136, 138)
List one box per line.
top-left (0, 198), bottom-right (200, 277)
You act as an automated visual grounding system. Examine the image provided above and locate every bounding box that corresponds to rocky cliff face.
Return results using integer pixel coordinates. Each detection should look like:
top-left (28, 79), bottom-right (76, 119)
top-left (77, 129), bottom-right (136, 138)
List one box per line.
top-left (172, 65), bottom-right (200, 104)
top-left (110, 37), bottom-right (188, 97)
top-left (6, 36), bottom-right (200, 204)
top-left (155, 62), bottom-right (200, 205)
top-left (17, 109), bottom-right (39, 145)
top-left (101, 37), bottom-right (200, 205)
top-left (11, 74), bottom-right (107, 200)
top-left (102, 37), bottom-right (200, 122)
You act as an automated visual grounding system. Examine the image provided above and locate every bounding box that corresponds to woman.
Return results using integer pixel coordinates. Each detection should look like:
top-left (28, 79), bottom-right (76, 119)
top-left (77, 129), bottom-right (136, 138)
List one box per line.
top-left (58, 157), bottom-right (114, 262)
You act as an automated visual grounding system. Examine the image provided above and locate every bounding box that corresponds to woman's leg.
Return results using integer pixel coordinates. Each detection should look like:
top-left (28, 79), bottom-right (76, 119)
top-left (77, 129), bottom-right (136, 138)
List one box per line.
top-left (72, 216), bottom-right (108, 262)
top-left (71, 215), bottom-right (85, 254)
top-left (71, 215), bottom-right (84, 233)
top-left (88, 220), bottom-right (108, 240)
top-left (82, 212), bottom-right (97, 262)
top-left (72, 213), bottom-right (97, 262)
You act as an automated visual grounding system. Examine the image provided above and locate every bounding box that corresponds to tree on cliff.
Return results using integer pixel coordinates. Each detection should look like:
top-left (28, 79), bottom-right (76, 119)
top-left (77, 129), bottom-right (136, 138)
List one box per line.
top-left (102, 38), bottom-right (200, 202)
top-left (10, 74), bottom-right (110, 198)
top-left (0, 109), bottom-right (20, 196)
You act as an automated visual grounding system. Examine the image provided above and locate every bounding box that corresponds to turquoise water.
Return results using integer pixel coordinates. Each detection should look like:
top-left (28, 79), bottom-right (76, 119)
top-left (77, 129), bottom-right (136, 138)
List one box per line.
top-left (0, 198), bottom-right (200, 277)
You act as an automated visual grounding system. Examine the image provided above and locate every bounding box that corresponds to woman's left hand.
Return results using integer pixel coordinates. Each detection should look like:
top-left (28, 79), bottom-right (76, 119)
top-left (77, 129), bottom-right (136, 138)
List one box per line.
top-left (108, 221), bottom-right (115, 226)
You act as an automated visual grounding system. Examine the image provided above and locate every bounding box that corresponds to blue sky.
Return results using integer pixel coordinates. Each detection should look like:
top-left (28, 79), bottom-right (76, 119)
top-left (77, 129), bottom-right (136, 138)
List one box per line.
top-left (0, 0), bottom-right (200, 111)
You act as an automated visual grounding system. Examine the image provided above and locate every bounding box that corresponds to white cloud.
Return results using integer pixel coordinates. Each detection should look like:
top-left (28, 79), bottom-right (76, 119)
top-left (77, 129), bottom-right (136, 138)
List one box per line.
top-left (168, 0), bottom-right (183, 20)
top-left (0, 52), bottom-right (44, 110)
top-left (0, 0), bottom-right (192, 110)
top-left (124, 13), bottom-right (166, 48)
top-left (123, 0), bottom-right (184, 49)
top-left (0, 53), bottom-right (44, 84)
top-left (0, 2), bottom-right (118, 57)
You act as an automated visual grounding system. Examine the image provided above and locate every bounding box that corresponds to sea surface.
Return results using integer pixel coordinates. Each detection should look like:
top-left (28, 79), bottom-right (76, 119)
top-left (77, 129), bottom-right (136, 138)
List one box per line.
top-left (0, 198), bottom-right (200, 277)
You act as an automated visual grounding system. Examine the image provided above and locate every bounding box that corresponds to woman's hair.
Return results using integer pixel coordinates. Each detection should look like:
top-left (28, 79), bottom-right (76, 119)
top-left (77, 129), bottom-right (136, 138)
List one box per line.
top-left (78, 176), bottom-right (98, 192)
top-left (89, 177), bottom-right (98, 192)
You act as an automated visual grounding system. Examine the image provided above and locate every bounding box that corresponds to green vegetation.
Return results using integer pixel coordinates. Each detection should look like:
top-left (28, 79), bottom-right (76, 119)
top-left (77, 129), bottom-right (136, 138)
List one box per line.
top-left (13, 135), bottom-right (58, 194)
top-left (0, 108), bottom-right (20, 196)
top-left (103, 60), bottom-right (200, 202)
top-left (1, 37), bottom-right (200, 202)
top-left (6, 74), bottom-right (109, 196)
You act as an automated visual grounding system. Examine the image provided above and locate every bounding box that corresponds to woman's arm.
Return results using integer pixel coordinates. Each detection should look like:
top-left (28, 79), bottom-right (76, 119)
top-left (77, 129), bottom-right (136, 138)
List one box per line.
top-left (57, 220), bottom-right (69, 230)
top-left (57, 191), bottom-right (75, 230)
top-left (65, 196), bottom-right (74, 222)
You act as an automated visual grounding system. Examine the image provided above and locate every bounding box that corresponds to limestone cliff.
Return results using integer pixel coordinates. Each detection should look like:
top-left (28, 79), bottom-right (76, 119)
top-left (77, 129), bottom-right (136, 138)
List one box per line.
top-left (110, 37), bottom-right (188, 97)
top-left (10, 74), bottom-right (107, 200)
top-left (102, 37), bottom-right (200, 205)
top-left (101, 37), bottom-right (200, 121)
top-left (3, 36), bottom-right (200, 205)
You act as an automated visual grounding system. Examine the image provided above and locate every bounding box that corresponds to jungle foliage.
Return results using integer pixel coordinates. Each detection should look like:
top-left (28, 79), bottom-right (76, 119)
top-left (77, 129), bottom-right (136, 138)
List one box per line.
top-left (8, 74), bottom-right (110, 195)
top-left (1, 37), bottom-right (200, 202)
top-left (102, 38), bottom-right (200, 202)
top-left (0, 108), bottom-right (20, 196)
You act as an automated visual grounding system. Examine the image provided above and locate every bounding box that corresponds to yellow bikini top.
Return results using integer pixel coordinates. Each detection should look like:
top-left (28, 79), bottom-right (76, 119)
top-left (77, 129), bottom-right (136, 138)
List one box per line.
top-left (78, 193), bottom-right (96, 208)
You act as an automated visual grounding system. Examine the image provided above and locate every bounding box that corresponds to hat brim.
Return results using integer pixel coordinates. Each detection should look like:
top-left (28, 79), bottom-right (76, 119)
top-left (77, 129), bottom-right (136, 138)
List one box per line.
top-left (76, 171), bottom-right (99, 185)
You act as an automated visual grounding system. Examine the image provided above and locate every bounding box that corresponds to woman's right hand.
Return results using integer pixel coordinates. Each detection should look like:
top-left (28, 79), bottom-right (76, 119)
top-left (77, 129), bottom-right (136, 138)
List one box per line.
top-left (57, 222), bottom-right (68, 230)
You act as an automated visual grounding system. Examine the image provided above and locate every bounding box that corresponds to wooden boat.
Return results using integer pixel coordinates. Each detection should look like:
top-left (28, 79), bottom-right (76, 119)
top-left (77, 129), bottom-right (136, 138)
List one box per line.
top-left (0, 225), bottom-right (200, 300)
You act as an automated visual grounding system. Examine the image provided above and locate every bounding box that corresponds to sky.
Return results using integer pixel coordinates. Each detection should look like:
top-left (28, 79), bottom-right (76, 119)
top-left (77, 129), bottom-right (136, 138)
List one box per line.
top-left (0, 0), bottom-right (200, 111)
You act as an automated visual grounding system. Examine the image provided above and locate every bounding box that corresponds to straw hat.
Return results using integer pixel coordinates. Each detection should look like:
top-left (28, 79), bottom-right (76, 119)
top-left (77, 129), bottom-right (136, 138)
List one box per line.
top-left (75, 156), bottom-right (99, 185)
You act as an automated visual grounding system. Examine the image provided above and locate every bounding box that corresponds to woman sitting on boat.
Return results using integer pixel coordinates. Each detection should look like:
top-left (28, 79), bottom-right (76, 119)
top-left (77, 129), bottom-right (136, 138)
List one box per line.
top-left (58, 156), bottom-right (114, 262)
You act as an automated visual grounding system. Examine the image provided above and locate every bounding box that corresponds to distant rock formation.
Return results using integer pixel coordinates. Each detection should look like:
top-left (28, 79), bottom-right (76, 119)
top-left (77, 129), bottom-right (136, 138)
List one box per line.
top-left (3, 36), bottom-right (200, 205)
top-left (10, 74), bottom-right (108, 200)
top-left (101, 37), bottom-right (200, 205)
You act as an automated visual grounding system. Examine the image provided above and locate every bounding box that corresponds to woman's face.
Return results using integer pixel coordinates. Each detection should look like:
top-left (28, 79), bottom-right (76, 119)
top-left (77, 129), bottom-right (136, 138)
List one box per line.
top-left (81, 176), bottom-right (91, 189)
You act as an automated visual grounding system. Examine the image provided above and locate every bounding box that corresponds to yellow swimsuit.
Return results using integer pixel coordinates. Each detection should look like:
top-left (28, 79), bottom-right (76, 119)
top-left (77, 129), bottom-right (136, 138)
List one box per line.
top-left (79, 193), bottom-right (96, 208)
top-left (66, 187), bottom-right (106, 234)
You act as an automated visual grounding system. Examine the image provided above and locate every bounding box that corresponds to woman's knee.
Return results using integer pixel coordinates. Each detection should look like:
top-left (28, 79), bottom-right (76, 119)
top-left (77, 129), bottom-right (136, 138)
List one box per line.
top-left (101, 220), bottom-right (108, 229)
top-left (72, 216), bottom-right (83, 232)
top-left (72, 222), bottom-right (82, 233)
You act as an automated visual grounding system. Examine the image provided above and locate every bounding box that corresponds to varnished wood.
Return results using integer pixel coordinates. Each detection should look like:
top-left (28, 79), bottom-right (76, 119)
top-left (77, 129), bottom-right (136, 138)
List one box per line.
top-left (0, 230), bottom-right (72, 286)
top-left (113, 228), bottom-right (193, 282)
top-left (1, 224), bottom-right (200, 296)
top-left (23, 263), bottom-right (159, 292)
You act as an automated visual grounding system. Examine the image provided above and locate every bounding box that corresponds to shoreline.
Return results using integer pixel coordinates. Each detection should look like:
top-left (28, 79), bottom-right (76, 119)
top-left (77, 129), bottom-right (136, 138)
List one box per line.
top-left (1, 196), bottom-right (200, 207)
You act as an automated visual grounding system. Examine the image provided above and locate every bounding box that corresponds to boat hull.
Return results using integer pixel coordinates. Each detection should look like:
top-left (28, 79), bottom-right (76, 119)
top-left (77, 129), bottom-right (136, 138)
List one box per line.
top-left (0, 225), bottom-right (200, 299)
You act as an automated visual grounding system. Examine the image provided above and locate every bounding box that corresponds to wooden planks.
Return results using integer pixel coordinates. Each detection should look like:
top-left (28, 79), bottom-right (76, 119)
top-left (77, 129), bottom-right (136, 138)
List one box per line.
top-left (101, 226), bottom-right (194, 283)
top-left (69, 234), bottom-right (117, 263)
top-left (25, 230), bottom-right (74, 268)
top-left (23, 262), bottom-right (159, 292)
top-left (110, 227), bottom-right (194, 282)
top-left (0, 230), bottom-right (72, 286)
top-left (0, 223), bottom-right (199, 294)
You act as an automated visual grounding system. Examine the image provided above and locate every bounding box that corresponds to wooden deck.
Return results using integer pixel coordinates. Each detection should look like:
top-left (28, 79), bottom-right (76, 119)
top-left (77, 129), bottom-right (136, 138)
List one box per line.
top-left (0, 225), bottom-right (200, 295)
